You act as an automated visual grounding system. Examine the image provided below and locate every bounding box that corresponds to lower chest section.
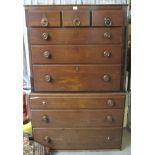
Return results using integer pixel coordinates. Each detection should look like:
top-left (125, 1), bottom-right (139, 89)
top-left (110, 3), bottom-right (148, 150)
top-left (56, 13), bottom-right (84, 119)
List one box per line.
top-left (29, 92), bottom-right (125, 150)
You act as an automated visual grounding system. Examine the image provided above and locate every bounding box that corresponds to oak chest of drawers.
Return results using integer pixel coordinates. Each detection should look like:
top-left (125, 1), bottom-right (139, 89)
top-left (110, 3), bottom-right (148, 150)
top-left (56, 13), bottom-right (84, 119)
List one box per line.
top-left (25, 4), bottom-right (127, 150)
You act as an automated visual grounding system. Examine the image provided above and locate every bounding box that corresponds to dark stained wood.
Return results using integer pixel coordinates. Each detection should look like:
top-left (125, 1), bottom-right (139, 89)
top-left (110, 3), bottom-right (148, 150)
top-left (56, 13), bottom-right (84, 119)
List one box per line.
top-left (62, 10), bottom-right (90, 27)
top-left (26, 10), bottom-right (60, 27)
top-left (25, 5), bottom-right (127, 150)
top-left (31, 109), bottom-right (124, 128)
top-left (25, 5), bottom-right (128, 9)
top-left (30, 93), bottom-right (125, 109)
top-left (29, 28), bottom-right (123, 45)
top-left (31, 45), bottom-right (123, 64)
top-left (33, 65), bottom-right (121, 92)
top-left (33, 128), bottom-right (122, 150)
top-left (92, 10), bottom-right (124, 26)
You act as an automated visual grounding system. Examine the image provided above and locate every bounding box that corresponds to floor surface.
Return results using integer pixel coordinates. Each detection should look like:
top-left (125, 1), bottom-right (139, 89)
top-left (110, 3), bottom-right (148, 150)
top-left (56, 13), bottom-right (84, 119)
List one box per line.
top-left (50, 128), bottom-right (131, 155)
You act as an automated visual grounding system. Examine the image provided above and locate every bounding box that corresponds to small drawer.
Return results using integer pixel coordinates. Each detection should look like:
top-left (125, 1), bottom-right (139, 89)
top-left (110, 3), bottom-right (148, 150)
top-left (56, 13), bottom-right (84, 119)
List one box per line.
top-left (30, 28), bottom-right (123, 45)
top-left (92, 10), bottom-right (124, 27)
top-left (26, 10), bottom-right (60, 27)
top-left (32, 65), bottom-right (121, 92)
top-left (31, 45), bottom-right (123, 64)
top-left (31, 109), bottom-right (124, 128)
top-left (33, 128), bottom-right (122, 149)
top-left (29, 93), bottom-right (125, 109)
top-left (62, 10), bottom-right (90, 27)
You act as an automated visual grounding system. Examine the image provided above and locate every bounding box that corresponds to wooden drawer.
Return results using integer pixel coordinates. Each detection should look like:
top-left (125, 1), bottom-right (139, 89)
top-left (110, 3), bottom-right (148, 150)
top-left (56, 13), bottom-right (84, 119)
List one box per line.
top-left (92, 10), bottom-right (124, 27)
top-left (26, 10), bottom-right (60, 27)
top-left (31, 109), bottom-right (123, 128)
top-left (33, 128), bottom-right (122, 149)
top-left (30, 93), bottom-right (125, 109)
top-left (30, 28), bottom-right (123, 45)
top-left (32, 65), bottom-right (121, 92)
top-left (31, 45), bottom-right (122, 64)
top-left (62, 10), bottom-right (90, 27)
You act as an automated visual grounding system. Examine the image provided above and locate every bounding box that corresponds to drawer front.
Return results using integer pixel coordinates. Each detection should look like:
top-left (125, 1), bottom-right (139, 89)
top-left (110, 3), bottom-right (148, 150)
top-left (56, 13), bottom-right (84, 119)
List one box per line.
top-left (30, 93), bottom-right (125, 109)
top-left (92, 10), bottom-right (124, 26)
top-left (30, 28), bottom-right (123, 45)
top-left (31, 45), bottom-right (122, 64)
top-left (62, 10), bottom-right (90, 27)
top-left (31, 109), bottom-right (124, 128)
top-left (27, 10), bottom-right (60, 27)
top-left (33, 128), bottom-right (122, 149)
top-left (33, 65), bottom-right (121, 92)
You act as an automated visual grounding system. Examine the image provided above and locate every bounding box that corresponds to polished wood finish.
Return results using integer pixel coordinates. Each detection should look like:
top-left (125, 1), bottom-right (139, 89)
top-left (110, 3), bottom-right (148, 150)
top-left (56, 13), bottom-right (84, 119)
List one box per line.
top-left (25, 5), bottom-right (127, 150)
top-left (29, 93), bottom-right (125, 109)
top-left (30, 28), bottom-right (123, 45)
top-left (31, 45), bottom-right (123, 64)
top-left (33, 128), bottom-right (122, 150)
top-left (33, 65), bottom-right (121, 91)
top-left (31, 109), bottom-right (124, 128)
top-left (62, 10), bottom-right (90, 27)
top-left (26, 10), bottom-right (60, 27)
top-left (92, 10), bottom-right (124, 26)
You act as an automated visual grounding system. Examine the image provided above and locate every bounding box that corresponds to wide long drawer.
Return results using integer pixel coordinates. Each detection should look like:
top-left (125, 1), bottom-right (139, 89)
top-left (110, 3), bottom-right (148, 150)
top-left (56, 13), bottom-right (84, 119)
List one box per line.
top-left (31, 109), bottom-right (124, 128)
top-left (29, 28), bottom-right (123, 45)
top-left (31, 45), bottom-right (123, 64)
top-left (32, 65), bottom-right (121, 92)
top-left (29, 93), bottom-right (125, 109)
top-left (33, 128), bottom-right (122, 150)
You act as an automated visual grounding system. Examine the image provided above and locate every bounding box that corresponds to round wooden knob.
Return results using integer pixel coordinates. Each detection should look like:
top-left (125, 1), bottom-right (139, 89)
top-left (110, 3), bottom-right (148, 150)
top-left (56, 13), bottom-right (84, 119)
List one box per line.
top-left (103, 50), bottom-right (111, 57)
top-left (44, 136), bottom-right (51, 143)
top-left (41, 17), bottom-right (48, 26)
top-left (42, 32), bottom-right (49, 40)
top-left (107, 99), bottom-right (114, 107)
top-left (104, 32), bottom-right (111, 39)
top-left (102, 74), bottom-right (111, 82)
top-left (105, 136), bottom-right (112, 141)
top-left (104, 17), bottom-right (112, 26)
top-left (73, 18), bottom-right (81, 26)
top-left (43, 51), bottom-right (51, 59)
top-left (44, 75), bottom-right (51, 82)
top-left (42, 115), bottom-right (49, 122)
top-left (106, 115), bottom-right (113, 122)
